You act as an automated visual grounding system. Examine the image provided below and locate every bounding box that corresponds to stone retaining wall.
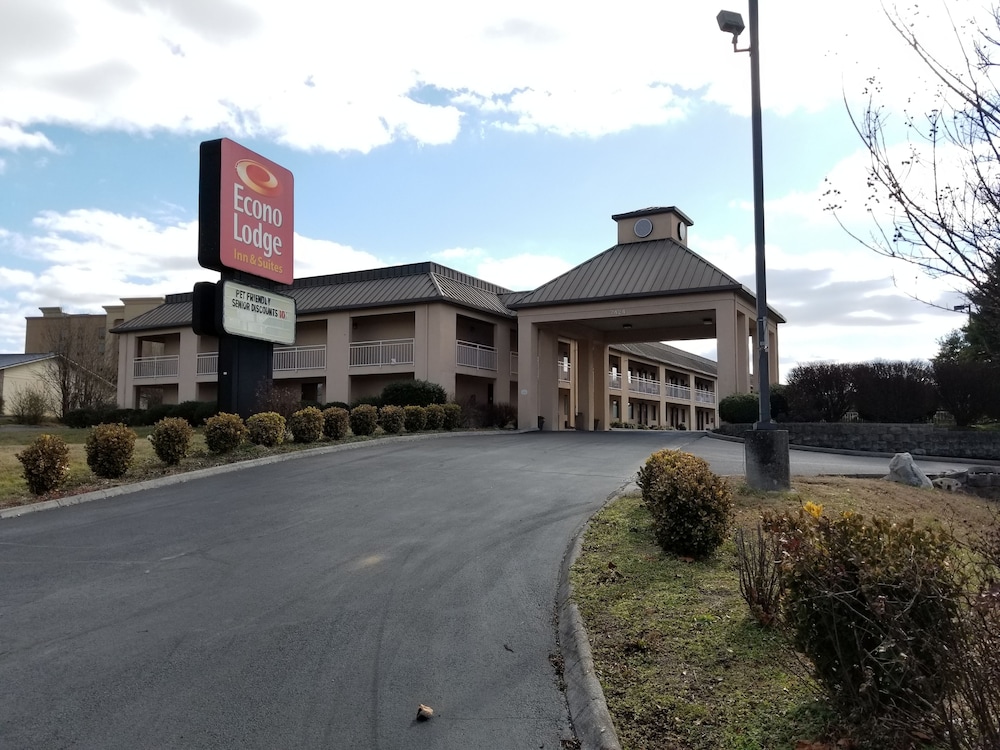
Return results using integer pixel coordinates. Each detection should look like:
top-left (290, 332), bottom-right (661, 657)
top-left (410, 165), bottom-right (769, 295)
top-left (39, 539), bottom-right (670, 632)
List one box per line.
top-left (714, 423), bottom-right (1000, 461)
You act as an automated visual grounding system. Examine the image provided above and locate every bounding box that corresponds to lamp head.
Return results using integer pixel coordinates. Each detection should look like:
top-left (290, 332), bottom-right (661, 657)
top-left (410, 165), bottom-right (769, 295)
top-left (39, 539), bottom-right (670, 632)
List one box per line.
top-left (716, 9), bottom-right (745, 42)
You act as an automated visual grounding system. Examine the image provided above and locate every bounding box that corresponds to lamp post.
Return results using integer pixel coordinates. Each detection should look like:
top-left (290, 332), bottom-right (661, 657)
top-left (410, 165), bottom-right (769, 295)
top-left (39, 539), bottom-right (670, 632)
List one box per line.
top-left (718, 3), bottom-right (790, 490)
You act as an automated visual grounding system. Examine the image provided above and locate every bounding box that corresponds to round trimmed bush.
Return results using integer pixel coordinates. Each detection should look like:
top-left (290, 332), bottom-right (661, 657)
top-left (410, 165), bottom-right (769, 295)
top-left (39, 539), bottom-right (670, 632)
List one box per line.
top-left (288, 406), bottom-right (323, 443)
top-left (379, 405), bottom-right (404, 434)
top-left (150, 417), bottom-right (194, 465)
top-left (350, 404), bottom-right (379, 436)
top-left (322, 407), bottom-right (350, 440)
top-left (85, 423), bottom-right (137, 479)
top-left (424, 403), bottom-right (445, 430)
top-left (442, 403), bottom-right (462, 430)
top-left (16, 434), bottom-right (71, 495)
top-left (246, 412), bottom-right (286, 447)
top-left (204, 412), bottom-right (247, 454)
top-left (719, 393), bottom-right (759, 424)
top-left (403, 405), bottom-right (427, 432)
top-left (636, 449), bottom-right (733, 558)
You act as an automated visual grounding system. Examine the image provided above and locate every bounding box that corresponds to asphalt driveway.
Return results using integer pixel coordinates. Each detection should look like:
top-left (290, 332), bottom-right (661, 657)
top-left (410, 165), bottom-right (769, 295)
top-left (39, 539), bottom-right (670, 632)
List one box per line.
top-left (0, 431), bottom-right (975, 749)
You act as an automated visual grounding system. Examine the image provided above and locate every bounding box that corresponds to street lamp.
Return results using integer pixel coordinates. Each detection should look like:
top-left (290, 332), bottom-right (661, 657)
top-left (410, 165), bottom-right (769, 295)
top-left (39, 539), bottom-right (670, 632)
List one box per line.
top-left (717, 4), bottom-right (790, 490)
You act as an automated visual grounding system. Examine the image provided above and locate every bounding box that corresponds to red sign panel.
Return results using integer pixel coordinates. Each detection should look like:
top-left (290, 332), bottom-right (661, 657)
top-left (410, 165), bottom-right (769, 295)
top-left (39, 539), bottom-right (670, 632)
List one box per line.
top-left (200, 138), bottom-right (294, 285)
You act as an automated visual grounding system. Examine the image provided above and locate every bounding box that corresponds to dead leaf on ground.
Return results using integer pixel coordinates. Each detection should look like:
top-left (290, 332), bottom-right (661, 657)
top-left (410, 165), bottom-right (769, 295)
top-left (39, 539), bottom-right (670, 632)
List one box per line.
top-left (416, 704), bottom-right (434, 721)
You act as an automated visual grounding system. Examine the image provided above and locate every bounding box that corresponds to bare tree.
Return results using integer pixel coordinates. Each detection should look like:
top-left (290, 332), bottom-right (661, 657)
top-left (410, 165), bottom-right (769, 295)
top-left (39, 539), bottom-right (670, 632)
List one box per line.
top-left (828, 3), bottom-right (1000, 341)
top-left (39, 318), bottom-right (116, 417)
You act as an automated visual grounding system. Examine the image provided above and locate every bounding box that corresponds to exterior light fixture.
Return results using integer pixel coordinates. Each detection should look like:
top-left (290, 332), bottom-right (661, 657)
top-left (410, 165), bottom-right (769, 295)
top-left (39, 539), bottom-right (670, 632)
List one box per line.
top-left (716, 10), bottom-right (745, 44)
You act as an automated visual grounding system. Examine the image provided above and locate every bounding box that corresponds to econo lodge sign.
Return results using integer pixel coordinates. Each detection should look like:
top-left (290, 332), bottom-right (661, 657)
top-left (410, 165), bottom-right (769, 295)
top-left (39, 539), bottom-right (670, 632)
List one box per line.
top-left (198, 138), bottom-right (294, 285)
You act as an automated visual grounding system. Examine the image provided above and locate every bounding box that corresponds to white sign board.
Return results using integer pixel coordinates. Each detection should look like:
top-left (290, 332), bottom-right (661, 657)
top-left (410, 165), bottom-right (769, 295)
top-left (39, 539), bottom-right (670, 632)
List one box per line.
top-left (221, 280), bottom-right (296, 345)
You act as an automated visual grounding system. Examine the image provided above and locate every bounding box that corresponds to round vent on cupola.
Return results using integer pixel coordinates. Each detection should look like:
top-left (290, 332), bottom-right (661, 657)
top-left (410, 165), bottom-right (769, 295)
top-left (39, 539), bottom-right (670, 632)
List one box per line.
top-left (633, 218), bottom-right (653, 238)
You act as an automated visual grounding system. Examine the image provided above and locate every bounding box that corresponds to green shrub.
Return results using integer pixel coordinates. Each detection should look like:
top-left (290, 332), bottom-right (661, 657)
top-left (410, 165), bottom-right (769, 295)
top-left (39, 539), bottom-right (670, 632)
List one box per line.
top-left (150, 417), bottom-right (194, 465)
top-left (767, 506), bottom-right (963, 728)
top-left (350, 394), bottom-right (382, 409)
top-left (403, 405), bottom-right (427, 432)
top-left (9, 386), bottom-right (50, 425)
top-left (62, 407), bottom-right (101, 428)
top-left (379, 405), bottom-right (405, 434)
top-left (380, 379), bottom-right (447, 407)
top-left (852, 359), bottom-right (938, 423)
top-left (246, 412), bottom-right (286, 447)
top-left (424, 403), bottom-right (445, 430)
top-left (349, 404), bottom-right (379, 436)
top-left (193, 401), bottom-right (218, 426)
top-left (133, 403), bottom-right (173, 427)
top-left (442, 403), bottom-right (462, 430)
top-left (85, 423), bottom-right (137, 479)
top-left (322, 407), bottom-right (350, 440)
top-left (204, 412), bottom-right (247, 454)
top-left (16, 434), bottom-right (71, 495)
top-left (166, 401), bottom-right (198, 426)
top-left (288, 406), bottom-right (323, 443)
top-left (718, 393), bottom-right (759, 424)
top-left (785, 363), bottom-right (855, 422)
top-left (636, 449), bottom-right (733, 558)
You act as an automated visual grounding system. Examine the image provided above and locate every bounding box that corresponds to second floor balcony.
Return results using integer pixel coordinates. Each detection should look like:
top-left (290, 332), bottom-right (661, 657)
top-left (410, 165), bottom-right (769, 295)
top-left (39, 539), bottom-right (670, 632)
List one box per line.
top-left (350, 338), bottom-right (415, 368)
top-left (665, 383), bottom-right (692, 400)
top-left (456, 340), bottom-right (497, 371)
top-left (137, 345), bottom-right (328, 380)
top-left (629, 374), bottom-right (660, 396)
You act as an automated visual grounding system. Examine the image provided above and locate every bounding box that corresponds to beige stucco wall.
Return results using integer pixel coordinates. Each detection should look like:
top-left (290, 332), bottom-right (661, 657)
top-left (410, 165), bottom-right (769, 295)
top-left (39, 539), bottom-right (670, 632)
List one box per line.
top-left (1, 359), bottom-right (59, 416)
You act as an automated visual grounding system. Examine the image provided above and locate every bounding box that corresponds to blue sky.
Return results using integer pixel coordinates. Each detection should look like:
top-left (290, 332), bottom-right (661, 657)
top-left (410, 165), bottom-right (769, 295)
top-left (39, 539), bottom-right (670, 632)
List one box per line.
top-left (0, 0), bottom-right (981, 376)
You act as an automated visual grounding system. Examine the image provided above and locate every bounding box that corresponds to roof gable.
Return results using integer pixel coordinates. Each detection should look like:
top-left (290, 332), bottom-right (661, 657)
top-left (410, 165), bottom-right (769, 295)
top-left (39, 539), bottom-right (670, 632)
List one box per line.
top-left (510, 239), bottom-right (743, 308)
top-left (112, 262), bottom-right (517, 333)
top-left (0, 353), bottom-right (56, 370)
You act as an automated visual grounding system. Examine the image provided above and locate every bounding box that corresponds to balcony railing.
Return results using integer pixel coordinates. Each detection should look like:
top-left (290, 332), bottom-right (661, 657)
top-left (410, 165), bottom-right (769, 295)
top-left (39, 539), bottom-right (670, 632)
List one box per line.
top-left (152, 346), bottom-right (328, 379)
top-left (133, 355), bottom-right (178, 379)
top-left (629, 374), bottom-right (660, 396)
top-left (557, 361), bottom-right (571, 383)
top-left (349, 338), bottom-right (414, 368)
top-left (274, 345), bottom-right (326, 371)
top-left (695, 388), bottom-right (717, 405)
top-left (456, 340), bottom-right (497, 371)
top-left (510, 351), bottom-right (518, 376)
top-left (609, 372), bottom-right (621, 390)
top-left (665, 384), bottom-right (692, 400)
top-left (197, 352), bottom-right (218, 376)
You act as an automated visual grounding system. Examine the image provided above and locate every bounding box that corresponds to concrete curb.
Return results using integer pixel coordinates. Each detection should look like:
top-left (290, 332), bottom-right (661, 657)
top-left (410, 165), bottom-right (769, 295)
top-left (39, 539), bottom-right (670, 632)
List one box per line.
top-left (557, 483), bottom-right (634, 750)
top-left (0, 430), bottom-right (505, 520)
top-left (703, 429), bottom-right (1000, 466)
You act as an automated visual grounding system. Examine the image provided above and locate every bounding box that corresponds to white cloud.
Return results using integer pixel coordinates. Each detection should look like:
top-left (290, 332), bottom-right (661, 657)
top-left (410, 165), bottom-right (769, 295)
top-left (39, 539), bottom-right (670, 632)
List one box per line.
top-left (0, 207), bottom-right (387, 352)
top-left (0, 124), bottom-right (56, 151)
top-left (1, 0), bottom-right (983, 152)
top-left (432, 246), bottom-right (487, 262)
top-left (432, 245), bottom-right (570, 291)
top-left (474, 253), bottom-right (572, 291)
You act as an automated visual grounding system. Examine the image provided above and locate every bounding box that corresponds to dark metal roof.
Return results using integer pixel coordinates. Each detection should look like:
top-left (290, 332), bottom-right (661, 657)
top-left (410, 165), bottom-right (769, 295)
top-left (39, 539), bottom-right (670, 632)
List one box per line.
top-left (112, 298), bottom-right (193, 332)
top-left (510, 239), bottom-right (744, 308)
top-left (0, 352), bottom-right (56, 369)
top-left (610, 342), bottom-right (717, 377)
top-left (111, 263), bottom-right (516, 333)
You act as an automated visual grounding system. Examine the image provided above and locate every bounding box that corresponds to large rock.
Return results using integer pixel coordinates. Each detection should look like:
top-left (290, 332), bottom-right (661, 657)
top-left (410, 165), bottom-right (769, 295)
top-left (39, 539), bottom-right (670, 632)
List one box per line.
top-left (885, 452), bottom-right (933, 489)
